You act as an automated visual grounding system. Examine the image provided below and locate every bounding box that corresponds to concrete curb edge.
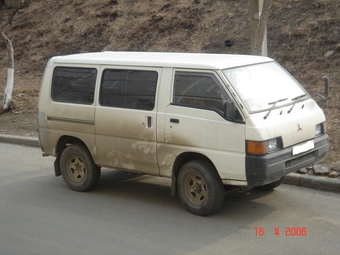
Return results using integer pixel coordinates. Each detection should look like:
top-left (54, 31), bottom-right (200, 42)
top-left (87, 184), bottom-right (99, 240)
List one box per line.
top-left (0, 134), bottom-right (40, 147)
top-left (282, 173), bottom-right (340, 192)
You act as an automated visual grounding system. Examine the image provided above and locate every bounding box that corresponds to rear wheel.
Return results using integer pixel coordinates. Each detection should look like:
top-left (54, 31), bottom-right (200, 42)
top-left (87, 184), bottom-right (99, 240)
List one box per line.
top-left (177, 160), bottom-right (224, 216)
top-left (60, 144), bottom-right (100, 191)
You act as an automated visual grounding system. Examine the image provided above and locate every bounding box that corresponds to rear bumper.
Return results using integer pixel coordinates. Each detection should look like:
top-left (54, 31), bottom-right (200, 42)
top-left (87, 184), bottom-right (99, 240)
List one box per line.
top-left (246, 134), bottom-right (329, 186)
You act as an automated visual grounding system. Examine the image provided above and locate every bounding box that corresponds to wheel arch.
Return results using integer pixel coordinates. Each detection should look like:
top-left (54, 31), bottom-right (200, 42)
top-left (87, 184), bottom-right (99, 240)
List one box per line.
top-left (170, 152), bottom-right (217, 196)
top-left (54, 135), bottom-right (93, 177)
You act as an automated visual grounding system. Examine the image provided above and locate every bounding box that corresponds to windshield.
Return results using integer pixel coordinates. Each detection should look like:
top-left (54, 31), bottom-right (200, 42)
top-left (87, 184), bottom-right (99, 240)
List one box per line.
top-left (222, 62), bottom-right (308, 113)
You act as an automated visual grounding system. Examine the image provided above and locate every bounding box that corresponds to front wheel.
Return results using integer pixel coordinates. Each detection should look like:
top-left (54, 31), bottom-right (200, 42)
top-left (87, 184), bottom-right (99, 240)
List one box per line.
top-left (60, 144), bottom-right (100, 191)
top-left (177, 160), bottom-right (224, 216)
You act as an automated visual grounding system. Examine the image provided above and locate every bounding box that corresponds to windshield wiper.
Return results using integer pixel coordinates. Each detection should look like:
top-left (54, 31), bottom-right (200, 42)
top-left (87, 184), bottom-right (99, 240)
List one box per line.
top-left (263, 98), bottom-right (288, 119)
top-left (288, 94), bottom-right (306, 114)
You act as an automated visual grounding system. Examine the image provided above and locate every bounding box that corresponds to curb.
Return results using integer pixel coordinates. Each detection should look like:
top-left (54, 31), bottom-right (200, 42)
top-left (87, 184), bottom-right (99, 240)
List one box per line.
top-left (283, 173), bottom-right (340, 192)
top-left (0, 134), bottom-right (339, 193)
top-left (0, 134), bottom-right (39, 148)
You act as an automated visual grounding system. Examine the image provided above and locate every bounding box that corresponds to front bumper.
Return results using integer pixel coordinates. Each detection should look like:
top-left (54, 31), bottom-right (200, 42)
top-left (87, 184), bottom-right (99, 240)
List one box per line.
top-left (246, 134), bottom-right (329, 186)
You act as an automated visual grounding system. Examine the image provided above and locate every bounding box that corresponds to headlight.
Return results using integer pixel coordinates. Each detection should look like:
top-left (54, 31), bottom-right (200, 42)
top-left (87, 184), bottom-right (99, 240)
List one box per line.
top-left (268, 138), bottom-right (278, 152)
top-left (315, 124), bottom-right (323, 136)
top-left (247, 137), bottom-right (281, 155)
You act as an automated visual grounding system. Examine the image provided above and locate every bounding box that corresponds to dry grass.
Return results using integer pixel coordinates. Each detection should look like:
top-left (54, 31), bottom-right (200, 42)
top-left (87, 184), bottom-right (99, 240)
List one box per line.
top-left (0, 0), bottom-right (339, 165)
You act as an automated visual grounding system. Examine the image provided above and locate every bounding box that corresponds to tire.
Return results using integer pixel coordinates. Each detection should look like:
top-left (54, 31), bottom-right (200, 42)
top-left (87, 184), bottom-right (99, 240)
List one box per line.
top-left (177, 160), bottom-right (224, 216)
top-left (60, 144), bottom-right (100, 191)
top-left (256, 178), bottom-right (283, 191)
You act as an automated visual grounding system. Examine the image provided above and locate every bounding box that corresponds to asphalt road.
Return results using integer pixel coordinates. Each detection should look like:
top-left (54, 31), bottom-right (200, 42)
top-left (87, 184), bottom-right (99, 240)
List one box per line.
top-left (1, 143), bottom-right (339, 255)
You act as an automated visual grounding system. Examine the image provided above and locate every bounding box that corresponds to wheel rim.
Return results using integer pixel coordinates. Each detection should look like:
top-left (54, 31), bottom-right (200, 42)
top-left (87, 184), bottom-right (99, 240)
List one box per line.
top-left (65, 154), bottom-right (86, 183)
top-left (184, 171), bottom-right (207, 206)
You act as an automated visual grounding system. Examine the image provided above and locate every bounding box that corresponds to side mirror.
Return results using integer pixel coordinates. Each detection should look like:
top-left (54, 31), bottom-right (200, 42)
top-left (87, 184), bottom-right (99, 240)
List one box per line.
top-left (224, 99), bottom-right (236, 121)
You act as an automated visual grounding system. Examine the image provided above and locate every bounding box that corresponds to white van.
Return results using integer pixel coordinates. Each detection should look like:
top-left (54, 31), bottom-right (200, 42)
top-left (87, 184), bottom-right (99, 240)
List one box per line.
top-left (38, 52), bottom-right (329, 215)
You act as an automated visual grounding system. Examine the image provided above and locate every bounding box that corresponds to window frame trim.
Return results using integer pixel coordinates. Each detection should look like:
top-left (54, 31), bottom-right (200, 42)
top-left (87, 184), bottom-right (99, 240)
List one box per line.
top-left (98, 67), bottom-right (160, 111)
top-left (171, 69), bottom-right (230, 116)
top-left (51, 65), bottom-right (98, 105)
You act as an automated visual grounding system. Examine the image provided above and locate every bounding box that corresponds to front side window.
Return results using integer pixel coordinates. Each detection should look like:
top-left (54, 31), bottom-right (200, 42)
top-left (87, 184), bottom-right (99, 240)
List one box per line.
top-left (51, 67), bottom-right (97, 104)
top-left (173, 71), bottom-right (229, 115)
top-left (100, 69), bottom-right (158, 110)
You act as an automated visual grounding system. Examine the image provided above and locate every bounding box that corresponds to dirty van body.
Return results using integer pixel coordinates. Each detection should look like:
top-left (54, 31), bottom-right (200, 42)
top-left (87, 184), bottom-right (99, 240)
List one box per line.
top-left (38, 52), bottom-right (329, 215)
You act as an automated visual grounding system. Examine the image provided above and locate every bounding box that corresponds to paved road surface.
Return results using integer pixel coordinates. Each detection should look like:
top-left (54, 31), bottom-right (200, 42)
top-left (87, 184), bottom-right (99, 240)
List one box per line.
top-left (1, 143), bottom-right (339, 255)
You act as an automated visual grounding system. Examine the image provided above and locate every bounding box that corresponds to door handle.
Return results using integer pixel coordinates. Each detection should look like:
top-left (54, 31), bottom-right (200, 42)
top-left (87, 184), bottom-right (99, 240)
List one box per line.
top-left (143, 116), bottom-right (152, 128)
top-left (170, 118), bottom-right (179, 123)
top-left (147, 116), bottom-right (152, 128)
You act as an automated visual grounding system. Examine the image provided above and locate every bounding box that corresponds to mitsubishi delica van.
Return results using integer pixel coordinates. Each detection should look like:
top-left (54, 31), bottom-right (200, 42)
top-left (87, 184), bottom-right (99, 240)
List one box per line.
top-left (38, 52), bottom-right (329, 215)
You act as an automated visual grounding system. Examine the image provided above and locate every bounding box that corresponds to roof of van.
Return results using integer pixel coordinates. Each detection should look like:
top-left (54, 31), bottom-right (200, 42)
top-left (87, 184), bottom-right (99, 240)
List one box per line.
top-left (49, 51), bottom-right (273, 69)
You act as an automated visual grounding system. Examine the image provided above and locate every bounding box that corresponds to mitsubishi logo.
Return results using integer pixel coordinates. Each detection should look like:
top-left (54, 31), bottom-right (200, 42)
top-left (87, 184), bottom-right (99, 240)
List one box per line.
top-left (298, 124), bottom-right (302, 131)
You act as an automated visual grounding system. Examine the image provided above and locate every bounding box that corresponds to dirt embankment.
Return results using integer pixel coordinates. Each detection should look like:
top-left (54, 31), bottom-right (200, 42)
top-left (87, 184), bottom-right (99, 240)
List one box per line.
top-left (0, 0), bottom-right (339, 165)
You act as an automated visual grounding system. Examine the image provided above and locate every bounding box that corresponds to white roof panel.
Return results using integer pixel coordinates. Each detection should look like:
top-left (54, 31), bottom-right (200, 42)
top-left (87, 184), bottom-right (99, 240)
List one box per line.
top-left (50, 51), bottom-right (273, 69)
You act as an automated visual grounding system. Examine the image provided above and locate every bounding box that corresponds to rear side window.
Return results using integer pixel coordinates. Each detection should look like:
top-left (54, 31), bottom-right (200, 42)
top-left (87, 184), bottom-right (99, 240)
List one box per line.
top-left (51, 67), bottom-right (97, 104)
top-left (100, 69), bottom-right (158, 110)
top-left (173, 72), bottom-right (229, 114)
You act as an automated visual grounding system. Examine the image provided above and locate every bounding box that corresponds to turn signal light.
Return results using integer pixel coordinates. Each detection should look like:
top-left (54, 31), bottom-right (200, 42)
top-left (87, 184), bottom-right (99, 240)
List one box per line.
top-left (247, 141), bottom-right (267, 155)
